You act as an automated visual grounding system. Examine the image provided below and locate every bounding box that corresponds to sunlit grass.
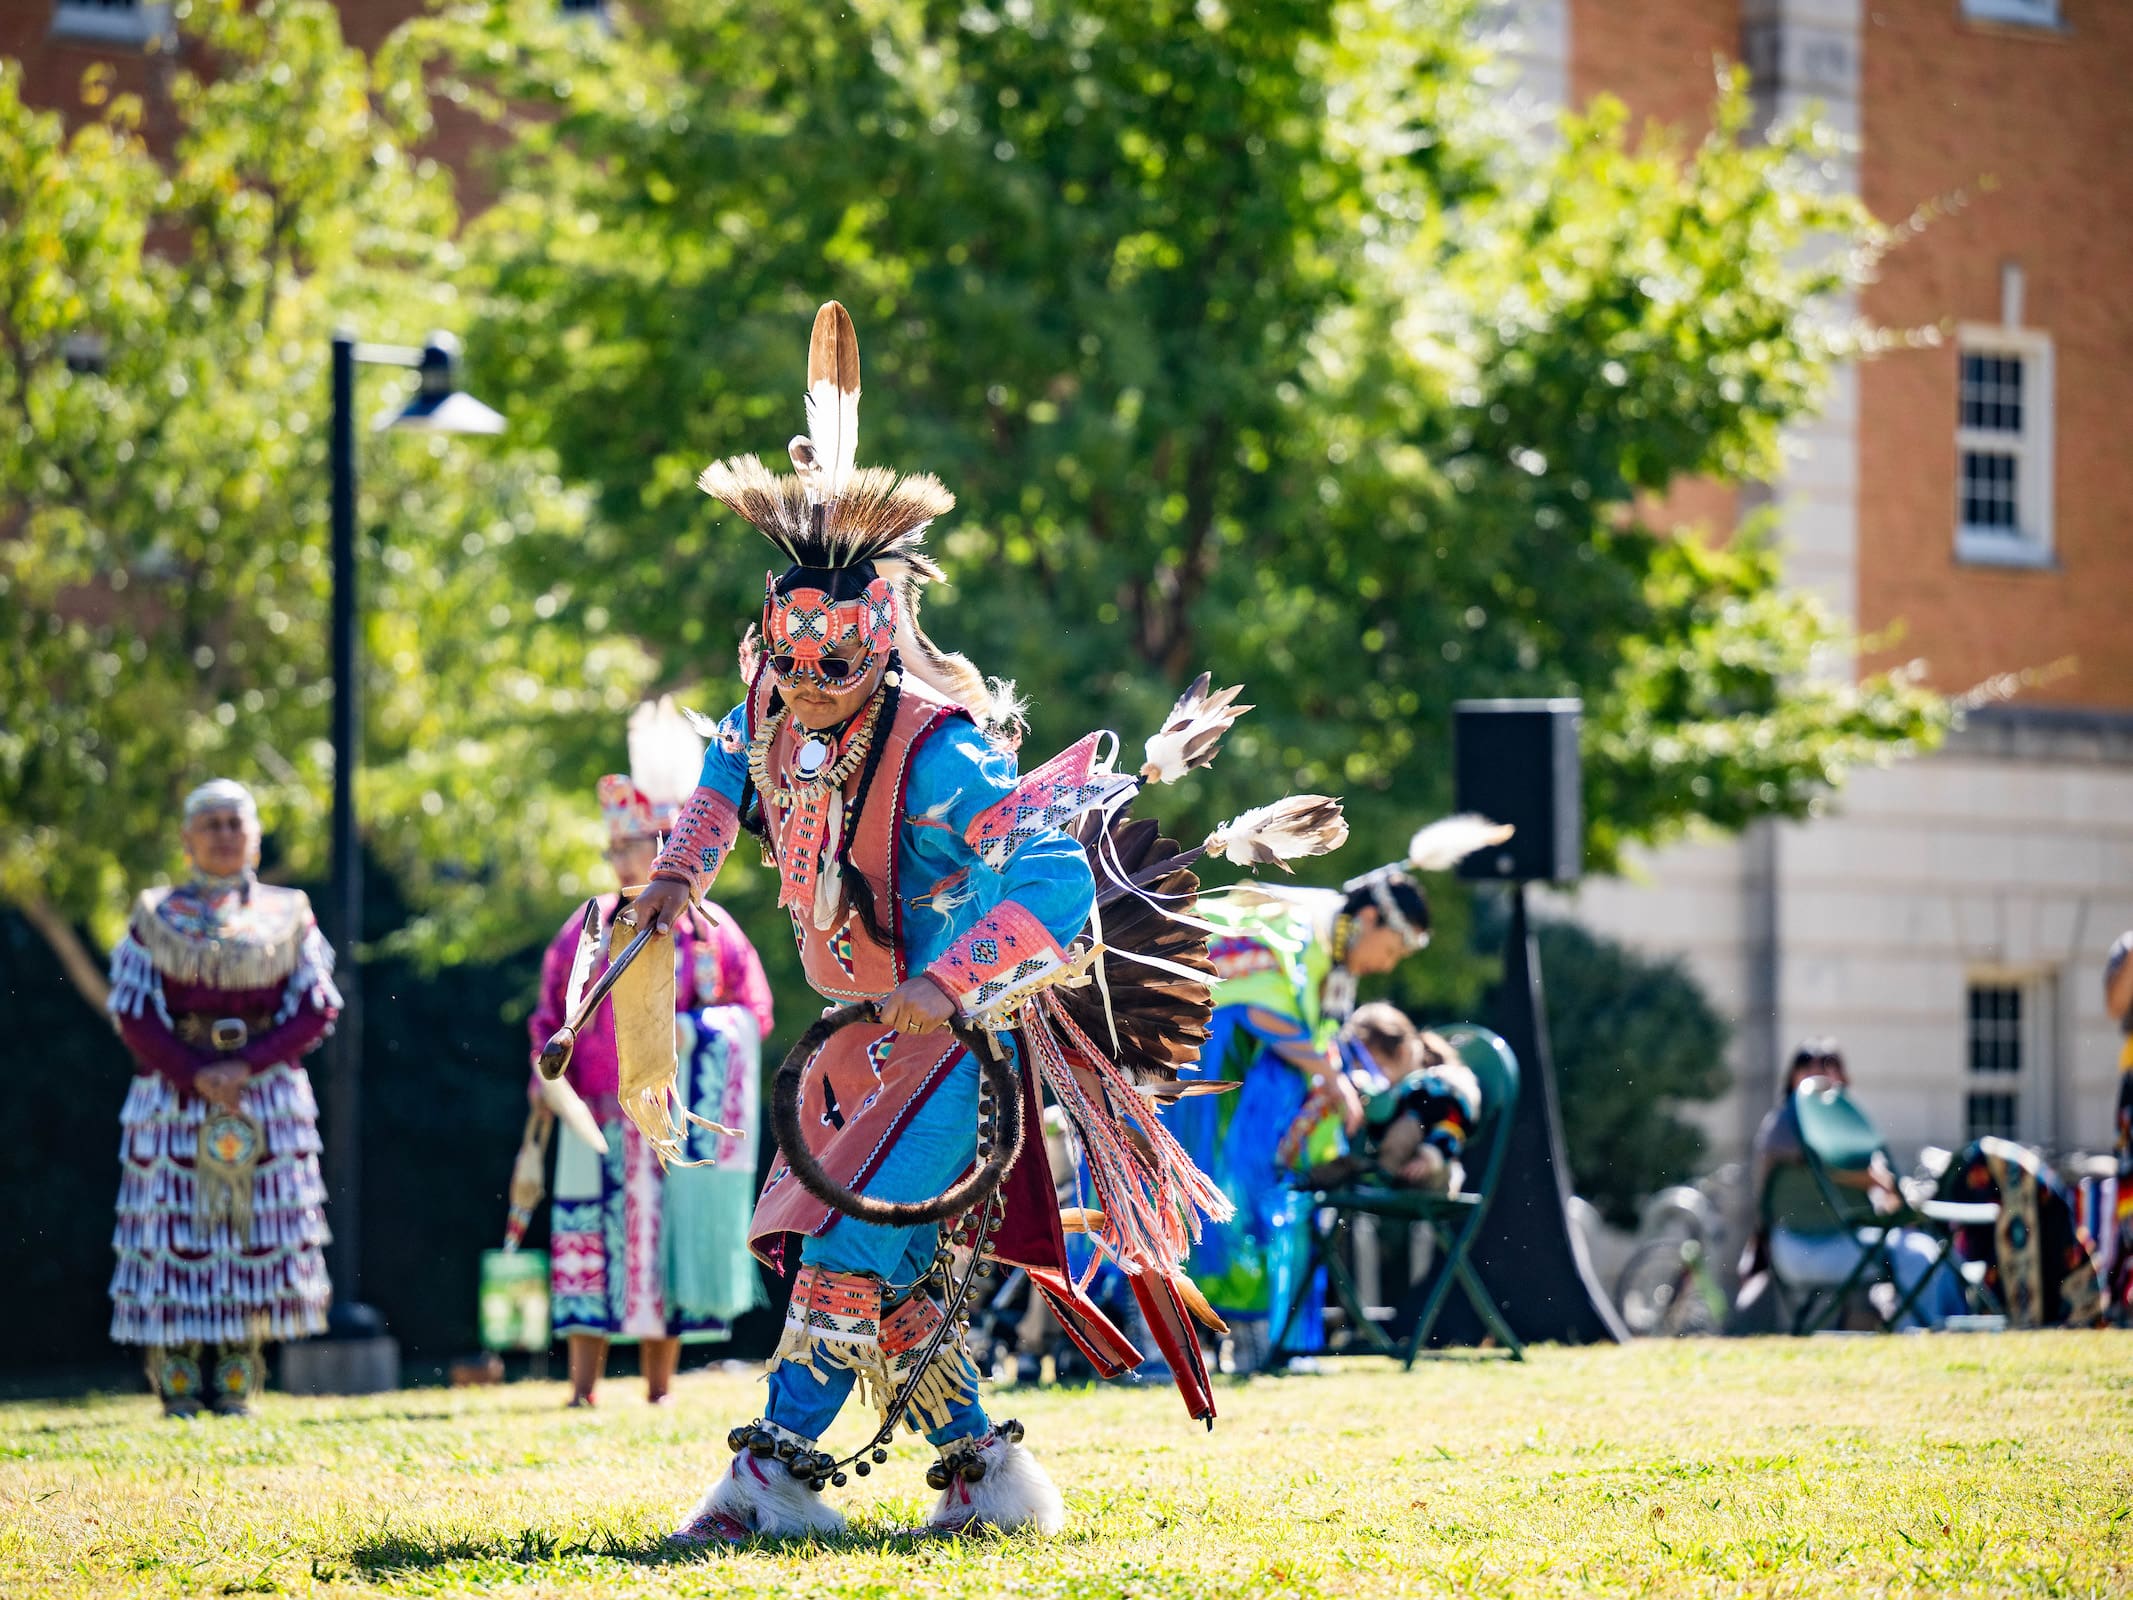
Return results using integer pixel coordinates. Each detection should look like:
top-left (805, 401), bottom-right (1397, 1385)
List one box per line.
top-left (3, 1333), bottom-right (2128, 1597)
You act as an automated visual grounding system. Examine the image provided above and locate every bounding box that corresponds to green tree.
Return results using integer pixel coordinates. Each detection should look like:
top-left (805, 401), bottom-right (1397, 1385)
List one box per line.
top-left (0, 0), bottom-right (652, 1002)
top-left (417, 0), bottom-right (1940, 1007)
top-left (1535, 917), bottom-right (1730, 1227)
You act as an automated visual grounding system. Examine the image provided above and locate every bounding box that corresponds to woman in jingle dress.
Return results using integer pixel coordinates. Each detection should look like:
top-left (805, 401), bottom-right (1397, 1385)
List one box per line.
top-left (106, 779), bottom-right (339, 1417)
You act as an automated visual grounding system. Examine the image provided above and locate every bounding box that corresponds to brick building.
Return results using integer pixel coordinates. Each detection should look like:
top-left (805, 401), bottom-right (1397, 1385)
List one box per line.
top-left (11, 0), bottom-right (2128, 1167)
top-left (1518, 0), bottom-right (2133, 1167)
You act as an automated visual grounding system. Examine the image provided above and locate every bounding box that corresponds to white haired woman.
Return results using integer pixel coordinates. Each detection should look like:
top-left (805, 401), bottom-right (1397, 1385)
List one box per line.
top-left (105, 780), bottom-right (339, 1416)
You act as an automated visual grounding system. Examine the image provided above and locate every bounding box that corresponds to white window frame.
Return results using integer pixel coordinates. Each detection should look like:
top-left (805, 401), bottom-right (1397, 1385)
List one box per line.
top-left (1961, 0), bottom-right (2063, 27)
top-left (1955, 324), bottom-right (2055, 570)
top-left (1962, 969), bottom-right (2059, 1148)
top-left (49, 0), bottom-right (169, 47)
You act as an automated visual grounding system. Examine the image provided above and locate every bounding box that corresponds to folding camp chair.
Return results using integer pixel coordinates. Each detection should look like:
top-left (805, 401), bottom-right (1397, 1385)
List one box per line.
top-left (1764, 1080), bottom-right (1996, 1334)
top-left (1270, 1024), bottom-right (1524, 1365)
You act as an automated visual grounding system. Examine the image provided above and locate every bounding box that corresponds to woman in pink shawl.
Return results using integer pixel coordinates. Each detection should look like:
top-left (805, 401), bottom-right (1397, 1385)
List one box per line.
top-left (527, 768), bottom-right (774, 1406)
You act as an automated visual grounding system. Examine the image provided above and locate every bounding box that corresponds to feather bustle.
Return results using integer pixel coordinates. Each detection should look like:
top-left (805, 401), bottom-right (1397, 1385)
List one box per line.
top-left (1059, 809), bottom-right (1214, 1082)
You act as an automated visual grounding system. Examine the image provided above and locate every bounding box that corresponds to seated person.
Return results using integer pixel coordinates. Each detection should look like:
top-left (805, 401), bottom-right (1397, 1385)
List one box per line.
top-left (1752, 1038), bottom-right (1965, 1330)
top-left (1296, 1003), bottom-right (1480, 1195)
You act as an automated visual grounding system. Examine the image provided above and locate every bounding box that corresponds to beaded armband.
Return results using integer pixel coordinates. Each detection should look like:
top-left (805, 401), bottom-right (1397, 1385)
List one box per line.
top-left (649, 785), bottom-right (740, 896)
top-left (924, 901), bottom-right (1075, 1025)
top-left (1276, 1078), bottom-right (1346, 1170)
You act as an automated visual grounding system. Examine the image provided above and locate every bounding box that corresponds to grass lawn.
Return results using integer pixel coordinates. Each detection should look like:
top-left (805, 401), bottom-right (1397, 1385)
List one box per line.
top-left (2, 1332), bottom-right (2128, 1598)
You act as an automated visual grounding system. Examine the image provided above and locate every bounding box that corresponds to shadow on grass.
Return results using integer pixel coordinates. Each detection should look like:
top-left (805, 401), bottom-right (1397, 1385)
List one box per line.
top-left (23, 1414), bottom-right (137, 1435)
top-left (345, 1520), bottom-right (1098, 1576)
top-left (347, 1528), bottom-right (580, 1576)
top-left (284, 1408), bottom-right (460, 1429)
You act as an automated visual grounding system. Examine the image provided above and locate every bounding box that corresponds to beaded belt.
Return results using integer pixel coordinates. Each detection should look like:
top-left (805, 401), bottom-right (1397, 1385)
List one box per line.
top-left (173, 1010), bottom-right (275, 1052)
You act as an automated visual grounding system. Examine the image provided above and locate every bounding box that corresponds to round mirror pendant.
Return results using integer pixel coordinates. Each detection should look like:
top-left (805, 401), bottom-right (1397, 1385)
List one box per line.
top-left (794, 736), bottom-right (831, 780)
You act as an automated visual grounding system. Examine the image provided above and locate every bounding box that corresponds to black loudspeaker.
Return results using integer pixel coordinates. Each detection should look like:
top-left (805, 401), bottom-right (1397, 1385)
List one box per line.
top-left (1452, 699), bottom-right (1582, 884)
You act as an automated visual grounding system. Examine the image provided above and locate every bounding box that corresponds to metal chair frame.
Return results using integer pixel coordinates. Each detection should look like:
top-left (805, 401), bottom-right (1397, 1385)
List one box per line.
top-left (1764, 1084), bottom-right (1998, 1334)
top-left (1269, 1024), bottom-right (1525, 1365)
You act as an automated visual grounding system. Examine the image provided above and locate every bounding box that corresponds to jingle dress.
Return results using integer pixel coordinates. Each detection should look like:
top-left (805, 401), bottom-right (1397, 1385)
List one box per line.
top-left (106, 872), bottom-right (339, 1403)
top-left (527, 897), bottom-right (774, 1342)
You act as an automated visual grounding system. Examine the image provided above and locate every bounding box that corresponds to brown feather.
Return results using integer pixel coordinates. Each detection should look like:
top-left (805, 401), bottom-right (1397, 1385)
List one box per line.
top-left (808, 301), bottom-right (860, 397)
top-left (1172, 1272), bottom-right (1230, 1335)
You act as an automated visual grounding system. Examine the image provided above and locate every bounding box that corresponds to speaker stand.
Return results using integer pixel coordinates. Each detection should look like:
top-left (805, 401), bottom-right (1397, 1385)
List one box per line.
top-left (1426, 883), bottom-right (1627, 1347)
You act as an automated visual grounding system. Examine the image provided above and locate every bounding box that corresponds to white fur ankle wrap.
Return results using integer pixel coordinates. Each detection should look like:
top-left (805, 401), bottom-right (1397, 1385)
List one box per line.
top-left (687, 1449), bottom-right (849, 1540)
top-left (926, 1433), bottom-right (1066, 1536)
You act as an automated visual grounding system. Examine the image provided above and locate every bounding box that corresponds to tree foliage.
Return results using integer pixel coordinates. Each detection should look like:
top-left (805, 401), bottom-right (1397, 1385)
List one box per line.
top-left (1537, 916), bottom-right (1729, 1227)
top-left (0, 0), bottom-right (652, 979)
top-left (4, 0), bottom-right (1953, 1022)
top-left (416, 0), bottom-right (1942, 1010)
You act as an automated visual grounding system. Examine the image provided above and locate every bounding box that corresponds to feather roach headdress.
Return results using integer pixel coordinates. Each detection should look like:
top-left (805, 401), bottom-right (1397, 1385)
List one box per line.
top-left (698, 302), bottom-right (1024, 742)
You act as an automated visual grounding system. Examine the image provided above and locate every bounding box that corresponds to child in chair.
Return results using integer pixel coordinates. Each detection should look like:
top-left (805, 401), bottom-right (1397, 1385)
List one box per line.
top-left (1300, 1003), bottom-right (1479, 1194)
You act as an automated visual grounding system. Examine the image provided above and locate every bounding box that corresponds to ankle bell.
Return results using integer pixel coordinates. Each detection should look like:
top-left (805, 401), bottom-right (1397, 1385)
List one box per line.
top-left (928, 1430), bottom-right (1000, 1491)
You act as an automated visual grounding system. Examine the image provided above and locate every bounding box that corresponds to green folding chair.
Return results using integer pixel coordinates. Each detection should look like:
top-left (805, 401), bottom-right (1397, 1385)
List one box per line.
top-left (1270, 1024), bottom-right (1525, 1365)
top-left (1763, 1081), bottom-right (1993, 1334)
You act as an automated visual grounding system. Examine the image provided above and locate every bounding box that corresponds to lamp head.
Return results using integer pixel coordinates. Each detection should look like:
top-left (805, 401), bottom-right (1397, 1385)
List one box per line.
top-left (382, 331), bottom-right (505, 435)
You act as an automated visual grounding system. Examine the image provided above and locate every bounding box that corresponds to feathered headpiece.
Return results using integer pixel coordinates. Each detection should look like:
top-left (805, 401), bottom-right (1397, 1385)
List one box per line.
top-left (1338, 813), bottom-right (1517, 952)
top-left (698, 301), bottom-right (1023, 742)
top-left (598, 697), bottom-right (709, 845)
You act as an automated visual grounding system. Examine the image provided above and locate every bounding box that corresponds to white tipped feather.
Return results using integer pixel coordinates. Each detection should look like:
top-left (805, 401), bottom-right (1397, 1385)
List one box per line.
top-left (627, 696), bottom-right (707, 814)
top-left (1200, 882), bottom-right (1344, 918)
top-left (801, 301), bottom-right (861, 501)
top-left (678, 705), bottom-right (724, 740)
top-left (1139, 672), bottom-right (1251, 784)
top-left (1406, 813), bottom-right (1515, 873)
top-left (1202, 795), bottom-right (1349, 870)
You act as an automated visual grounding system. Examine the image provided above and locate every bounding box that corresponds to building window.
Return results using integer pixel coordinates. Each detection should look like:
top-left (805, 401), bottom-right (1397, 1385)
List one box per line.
top-left (1961, 0), bottom-right (2063, 27)
top-left (1967, 984), bottom-right (2022, 1076)
top-left (1965, 983), bottom-right (2023, 1141)
top-left (49, 0), bottom-right (169, 46)
top-left (1955, 327), bottom-right (2054, 568)
top-left (1966, 1091), bottom-right (2020, 1143)
top-left (1963, 976), bottom-right (2059, 1147)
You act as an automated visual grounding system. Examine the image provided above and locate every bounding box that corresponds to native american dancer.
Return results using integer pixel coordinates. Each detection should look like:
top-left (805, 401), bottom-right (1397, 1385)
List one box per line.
top-left (1167, 819), bottom-right (1510, 1369)
top-left (602, 302), bottom-right (1346, 1544)
top-left (105, 779), bottom-right (339, 1417)
top-left (521, 701), bottom-right (777, 1406)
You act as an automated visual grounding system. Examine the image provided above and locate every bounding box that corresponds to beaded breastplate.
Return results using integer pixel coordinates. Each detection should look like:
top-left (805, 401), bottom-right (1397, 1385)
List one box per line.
top-left (747, 674), bottom-right (965, 1001)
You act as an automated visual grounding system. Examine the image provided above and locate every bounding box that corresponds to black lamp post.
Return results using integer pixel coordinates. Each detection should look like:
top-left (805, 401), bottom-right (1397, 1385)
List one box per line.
top-left (321, 331), bottom-right (503, 1366)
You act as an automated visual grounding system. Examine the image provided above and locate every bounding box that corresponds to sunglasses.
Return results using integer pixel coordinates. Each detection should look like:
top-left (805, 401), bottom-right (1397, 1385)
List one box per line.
top-left (770, 651), bottom-right (864, 685)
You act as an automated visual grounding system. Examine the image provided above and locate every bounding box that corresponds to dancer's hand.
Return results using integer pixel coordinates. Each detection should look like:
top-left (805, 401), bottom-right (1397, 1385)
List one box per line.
top-left (878, 975), bottom-right (956, 1034)
top-left (622, 878), bottom-right (692, 934)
